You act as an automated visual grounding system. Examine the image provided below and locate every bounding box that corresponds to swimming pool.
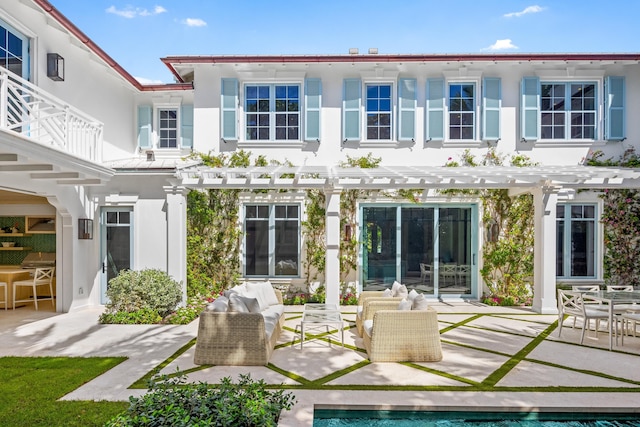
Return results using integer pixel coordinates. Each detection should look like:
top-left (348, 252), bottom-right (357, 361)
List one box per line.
top-left (313, 409), bottom-right (640, 426)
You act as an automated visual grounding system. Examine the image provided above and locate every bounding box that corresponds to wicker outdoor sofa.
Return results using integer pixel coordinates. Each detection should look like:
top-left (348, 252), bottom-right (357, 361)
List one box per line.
top-left (194, 281), bottom-right (285, 366)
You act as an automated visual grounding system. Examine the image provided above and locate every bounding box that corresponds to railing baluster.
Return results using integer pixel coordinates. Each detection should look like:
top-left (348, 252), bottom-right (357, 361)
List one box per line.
top-left (0, 68), bottom-right (103, 163)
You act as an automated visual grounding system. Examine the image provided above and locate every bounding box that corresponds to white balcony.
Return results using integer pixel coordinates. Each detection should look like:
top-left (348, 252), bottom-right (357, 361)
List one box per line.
top-left (0, 68), bottom-right (103, 163)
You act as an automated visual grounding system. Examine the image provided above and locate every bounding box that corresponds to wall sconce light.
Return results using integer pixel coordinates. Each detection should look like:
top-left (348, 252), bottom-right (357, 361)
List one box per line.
top-left (146, 150), bottom-right (155, 161)
top-left (485, 218), bottom-right (499, 243)
top-left (47, 53), bottom-right (65, 81)
top-left (344, 224), bottom-right (352, 242)
top-left (78, 218), bottom-right (93, 240)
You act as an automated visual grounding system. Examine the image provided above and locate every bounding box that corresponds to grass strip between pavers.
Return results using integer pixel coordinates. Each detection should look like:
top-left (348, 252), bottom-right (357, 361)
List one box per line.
top-left (134, 312), bottom-right (640, 395)
top-left (129, 337), bottom-right (196, 388)
top-left (481, 319), bottom-right (557, 387)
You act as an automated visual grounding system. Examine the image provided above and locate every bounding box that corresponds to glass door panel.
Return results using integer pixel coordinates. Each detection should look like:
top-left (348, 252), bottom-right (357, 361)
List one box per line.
top-left (401, 207), bottom-right (435, 294)
top-left (100, 208), bottom-right (133, 304)
top-left (438, 207), bottom-right (472, 295)
top-left (362, 207), bottom-right (397, 288)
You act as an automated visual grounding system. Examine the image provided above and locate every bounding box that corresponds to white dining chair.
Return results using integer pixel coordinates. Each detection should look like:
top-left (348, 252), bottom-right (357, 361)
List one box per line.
top-left (557, 289), bottom-right (613, 345)
top-left (620, 312), bottom-right (640, 345)
top-left (0, 281), bottom-right (7, 310)
top-left (13, 267), bottom-right (55, 310)
top-left (606, 285), bottom-right (634, 292)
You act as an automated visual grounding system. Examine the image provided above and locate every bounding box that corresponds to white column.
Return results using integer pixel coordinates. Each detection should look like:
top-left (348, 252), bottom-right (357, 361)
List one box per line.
top-left (164, 186), bottom-right (188, 306)
top-left (325, 189), bottom-right (341, 305)
top-left (532, 186), bottom-right (559, 314)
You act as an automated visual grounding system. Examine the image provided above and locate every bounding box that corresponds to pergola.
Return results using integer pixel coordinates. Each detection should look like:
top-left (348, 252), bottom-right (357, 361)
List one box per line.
top-left (177, 164), bottom-right (640, 313)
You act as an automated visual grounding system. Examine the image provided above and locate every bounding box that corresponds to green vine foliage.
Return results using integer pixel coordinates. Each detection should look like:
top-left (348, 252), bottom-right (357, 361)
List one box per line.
top-left (586, 148), bottom-right (640, 286)
top-left (339, 154), bottom-right (382, 283)
top-left (186, 150), bottom-right (258, 299)
top-left (444, 148), bottom-right (535, 305)
top-left (302, 188), bottom-right (326, 288)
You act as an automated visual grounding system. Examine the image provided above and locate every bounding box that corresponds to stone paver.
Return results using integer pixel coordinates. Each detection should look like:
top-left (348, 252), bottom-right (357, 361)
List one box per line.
top-left (1, 302), bottom-right (640, 427)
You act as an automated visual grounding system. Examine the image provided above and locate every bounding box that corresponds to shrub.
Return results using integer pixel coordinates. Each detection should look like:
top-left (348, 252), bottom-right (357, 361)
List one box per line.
top-left (105, 373), bottom-right (295, 427)
top-left (101, 269), bottom-right (182, 323)
top-left (164, 296), bottom-right (208, 325)
top-left (99, 308), bottom-right (162, 325)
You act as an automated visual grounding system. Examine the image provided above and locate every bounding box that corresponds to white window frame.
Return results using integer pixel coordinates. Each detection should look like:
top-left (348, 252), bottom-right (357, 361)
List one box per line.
top-left (0, 17), bottom-right (30, 81)
top-left (241, 82), bottom-right (302, 143)
top-left (364, 82), bottom-right (394, 141)
top-left (243, 203), bottom-right (301, 278)
top-left (153, 104), bottom-right (181, 149)
top-left (446, 79), bottom-right (480, 142)
top-left (556, 203), bottom-right (599, 280)
top-left (540, 80), bottom-right (598, 141)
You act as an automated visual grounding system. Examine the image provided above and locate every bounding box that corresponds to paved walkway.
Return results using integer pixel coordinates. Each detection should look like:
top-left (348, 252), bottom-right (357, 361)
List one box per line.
top-left (1, 303), bottom-right (640, 426)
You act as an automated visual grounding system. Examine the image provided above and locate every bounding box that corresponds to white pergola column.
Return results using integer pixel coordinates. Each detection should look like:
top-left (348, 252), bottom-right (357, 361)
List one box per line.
top-left (164, 186), bottom-right (188, 306)
top-left (532, 186), bottom-right (559, 314)
top-left (325, 189), bottom-right (341, 305)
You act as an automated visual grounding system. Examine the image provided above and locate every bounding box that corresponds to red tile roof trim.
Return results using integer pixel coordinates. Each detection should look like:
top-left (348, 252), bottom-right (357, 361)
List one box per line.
top-left (33, 0), bottom-right (192, 91)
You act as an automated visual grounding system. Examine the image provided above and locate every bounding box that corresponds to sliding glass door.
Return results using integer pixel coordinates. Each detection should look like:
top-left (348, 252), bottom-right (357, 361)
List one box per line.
top-left (362, 204), bottom-right (477, 298)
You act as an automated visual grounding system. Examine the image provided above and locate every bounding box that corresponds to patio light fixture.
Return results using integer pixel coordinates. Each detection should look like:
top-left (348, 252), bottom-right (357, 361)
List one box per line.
top-left (47, 53), bottom-right (64, 81)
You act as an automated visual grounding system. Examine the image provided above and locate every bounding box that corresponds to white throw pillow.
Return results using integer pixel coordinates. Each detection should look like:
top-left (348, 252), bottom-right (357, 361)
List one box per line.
top-left (261, 281), bottom-right (279, 306)
top-left (382, 288), bottom-right (393, 297)
top-left (228, 294), bottom-right (249, 312)
top-left (408, 289), bottom-right (419, 301)
top-left (205, 296), bottom-right (229, 312)
top-left (391, 281), bottom-right (402, 295)
top-left (398, 298), bottom-right (412, 310)
top-left (395, 284), bottom-right (409, 300)
top-left (246, 281), bottom-right (269, 310)
top-left (412, 293), bottom-right (429, 310)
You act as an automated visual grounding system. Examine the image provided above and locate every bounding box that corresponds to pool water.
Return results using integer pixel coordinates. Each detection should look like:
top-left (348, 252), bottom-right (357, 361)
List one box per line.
top-left (313, 410), bottom-right (640, 426)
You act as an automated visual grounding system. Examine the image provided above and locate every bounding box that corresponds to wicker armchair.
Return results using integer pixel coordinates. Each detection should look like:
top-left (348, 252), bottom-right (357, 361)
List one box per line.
top-left (356, 294), bottom-right (403, 336)
top-left (194, 289), bottom-right (284, 366)
top-left (362, 306), bottom-right (442, 363)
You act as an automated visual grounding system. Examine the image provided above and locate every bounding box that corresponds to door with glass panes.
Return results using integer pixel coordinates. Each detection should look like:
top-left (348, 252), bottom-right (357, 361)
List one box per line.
top-left (362, 205), bottom-right (477, 297)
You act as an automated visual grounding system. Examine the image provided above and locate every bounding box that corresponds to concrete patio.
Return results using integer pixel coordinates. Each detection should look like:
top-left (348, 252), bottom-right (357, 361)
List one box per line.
top-left (1, 302), bottom-right (640, 426)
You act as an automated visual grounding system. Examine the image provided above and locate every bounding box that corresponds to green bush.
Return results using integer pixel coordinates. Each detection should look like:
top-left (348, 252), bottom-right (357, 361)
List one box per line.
top-left (99, 308), bottom-right (162, 324)
top-left (101, 269), bottom-right (182, 323)
top-left (163, 296), bottom-right (207, 325)
top-left (105, 373), bottom-right (295, 427)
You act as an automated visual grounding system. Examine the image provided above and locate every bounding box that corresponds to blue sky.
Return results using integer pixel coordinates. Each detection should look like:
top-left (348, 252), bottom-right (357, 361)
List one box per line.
top-left (49, 1), bottom-right (639, 84)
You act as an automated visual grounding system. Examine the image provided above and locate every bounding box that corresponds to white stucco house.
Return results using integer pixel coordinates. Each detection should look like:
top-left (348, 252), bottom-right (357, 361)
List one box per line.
top-left (1, 0), bottom-right (639, 315)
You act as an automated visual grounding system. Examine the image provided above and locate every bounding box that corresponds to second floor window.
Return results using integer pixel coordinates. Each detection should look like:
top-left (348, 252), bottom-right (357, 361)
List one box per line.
top-left (449, 83), bottom-right (475, 140)
top-left (245, 84), bottom-right (300, 141)
top-left (541, 83), bottom-right (595, 140)
top-left (158, 108), bottom-right (178, 148)
top-left (366, 84), bottom-right (392, 140)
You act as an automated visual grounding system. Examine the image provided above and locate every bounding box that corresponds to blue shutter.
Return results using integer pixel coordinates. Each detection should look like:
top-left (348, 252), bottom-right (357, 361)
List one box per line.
top-left (305, 78), bottom-right (322, 142)
top-left (521, 77), bottom-right (540, 141)
top-left (426, 78), bottom-right (444, 141)
top-left (180, 104), bottom-right (193, 148)
top-left (137, 105), bottom-right (152, 149)
top-left (221, 78), bottom-right (238, 141)
top-left (605, 76), bottom-right (625, 141)
top-left (398, 78), bottom-right (416, 141)
top-left (343, 78), bottom-right (361, 141)
top-left (482, 78), bottom-right (501, 141)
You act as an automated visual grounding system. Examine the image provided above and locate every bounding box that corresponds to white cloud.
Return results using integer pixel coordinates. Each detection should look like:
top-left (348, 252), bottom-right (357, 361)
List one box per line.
top-left (106, 5), bottom-right (167, 19)
top-left (135, 76), bottom-right (165, 85)
top-left (482, 39), bottom-right (519, 51)
top-left (182, 18), bottom-right (207, 27)
top-left (504, 5), bottom-right (545, 18)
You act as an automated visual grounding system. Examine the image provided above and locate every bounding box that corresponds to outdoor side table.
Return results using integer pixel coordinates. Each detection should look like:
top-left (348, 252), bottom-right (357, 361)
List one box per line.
top-left (298, 304), bottom-right (344, 349)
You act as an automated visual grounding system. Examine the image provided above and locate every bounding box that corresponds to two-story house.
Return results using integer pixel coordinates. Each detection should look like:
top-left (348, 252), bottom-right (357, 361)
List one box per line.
top-left (1, 0), bottom-right (639, 315)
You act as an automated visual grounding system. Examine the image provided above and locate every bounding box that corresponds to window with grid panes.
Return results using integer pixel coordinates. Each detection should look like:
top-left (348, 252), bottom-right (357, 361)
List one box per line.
top-left (541, 83), bottom-right (596, 140)
top-left (366, 84), bottom-right (392, 140)
top-left (449, 83), bottom-right (475, 140)
top-left (245, 85), bottom-right (300, 141)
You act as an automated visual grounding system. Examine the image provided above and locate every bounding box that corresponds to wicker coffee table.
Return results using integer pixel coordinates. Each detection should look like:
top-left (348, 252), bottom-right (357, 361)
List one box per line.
top-left (299, 303), bottom-right (344, 349)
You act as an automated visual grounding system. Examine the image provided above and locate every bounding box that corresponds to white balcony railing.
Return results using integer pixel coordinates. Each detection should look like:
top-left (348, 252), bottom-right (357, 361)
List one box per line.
top-left (0, 68), bottom-right (103, 163)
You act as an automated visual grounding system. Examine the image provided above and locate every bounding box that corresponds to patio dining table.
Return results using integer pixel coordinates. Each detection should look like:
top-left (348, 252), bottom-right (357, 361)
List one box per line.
top-left (583, 290), bottom-right (640, 350)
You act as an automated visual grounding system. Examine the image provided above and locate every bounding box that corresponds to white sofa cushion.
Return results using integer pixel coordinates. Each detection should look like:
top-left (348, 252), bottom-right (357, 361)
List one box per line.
top-left (229, 295), bottom-right (261, 313)
top-left (246, 281), bottom-right (279, 309)
top-left (262, 310), bottom-right (280, 340)
top-left (408, 289), bottom-right (419, 301)
top-left (363, 319), bottom-right (374, 337)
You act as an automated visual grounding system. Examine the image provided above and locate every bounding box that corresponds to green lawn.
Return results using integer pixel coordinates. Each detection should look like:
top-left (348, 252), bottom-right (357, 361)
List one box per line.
top-left (0, 357), bottom-right (129, 427)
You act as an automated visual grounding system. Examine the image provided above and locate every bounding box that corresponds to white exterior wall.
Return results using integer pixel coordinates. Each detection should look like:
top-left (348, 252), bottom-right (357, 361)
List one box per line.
top-left (190, 60), bottom-right (639, 168)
